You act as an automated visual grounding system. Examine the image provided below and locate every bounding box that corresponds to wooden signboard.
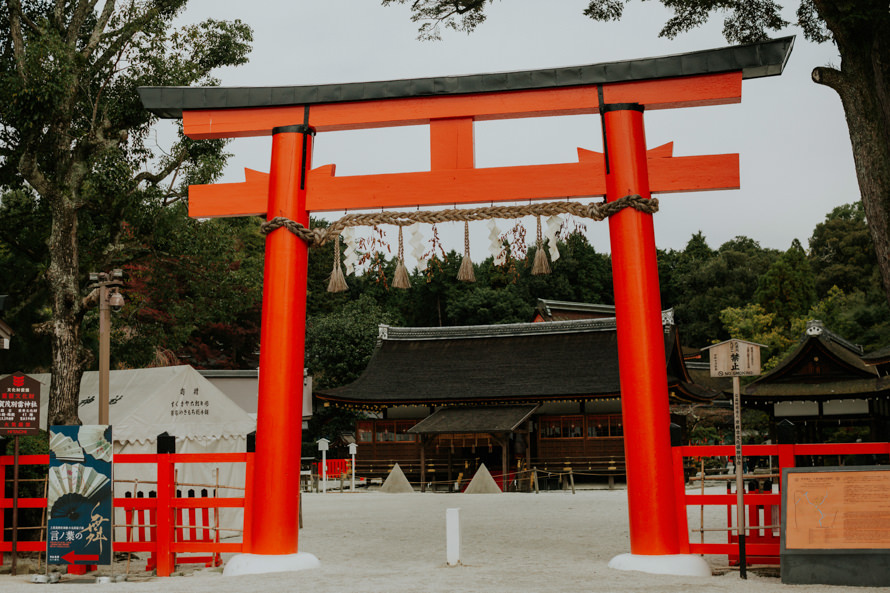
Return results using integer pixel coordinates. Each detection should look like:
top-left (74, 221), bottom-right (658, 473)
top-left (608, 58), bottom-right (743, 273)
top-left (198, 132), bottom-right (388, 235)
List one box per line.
top-left (702, 338), bottom-right (765, 579)
top-left (706, 339), bottom-right (763, 378)
top-left (781, 466), bottom-right (890, 586)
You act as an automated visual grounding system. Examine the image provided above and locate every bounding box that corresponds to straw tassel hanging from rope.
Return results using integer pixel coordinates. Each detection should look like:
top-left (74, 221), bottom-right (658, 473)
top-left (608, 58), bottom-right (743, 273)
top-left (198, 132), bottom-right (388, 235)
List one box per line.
top-left (327, 233), bottom-right (349, 292)
top-left (262, 194), bottom-right (656, 291)
top-left (392, 226), bottom-right (411, 289)
top-left (531, 215), bottom-right (551, 275)
top-left (457, 221), bottom-right (476, 282)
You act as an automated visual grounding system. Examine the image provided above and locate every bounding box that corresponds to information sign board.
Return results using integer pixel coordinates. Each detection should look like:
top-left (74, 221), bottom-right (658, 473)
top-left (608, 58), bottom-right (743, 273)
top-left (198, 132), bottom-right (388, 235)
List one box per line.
top-left (0, 372), bottom-right (41, 436)
top-left (47, 425), bottom-right (113, 566)
top-left (706, 339), bottom-right (763, 377)
top-left (781, 466), bottom-right (890, 586)
top-left (785, 468), bottom-right (890, 550)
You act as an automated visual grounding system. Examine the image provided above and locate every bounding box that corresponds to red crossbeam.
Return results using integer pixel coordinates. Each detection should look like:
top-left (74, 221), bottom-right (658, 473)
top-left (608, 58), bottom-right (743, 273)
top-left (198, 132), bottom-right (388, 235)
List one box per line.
top-left (182, 72), bottom-right (741, 138)
top-left (188, 145), bottom-right (738, 217)
top-left (184, 72), bottom-right (741, 219)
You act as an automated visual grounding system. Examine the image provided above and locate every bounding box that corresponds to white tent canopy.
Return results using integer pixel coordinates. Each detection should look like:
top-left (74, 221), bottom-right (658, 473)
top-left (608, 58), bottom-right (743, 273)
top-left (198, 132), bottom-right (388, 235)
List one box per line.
top-left (27, 365), bottom-right (256, 443)
top-left (10, 365), bottom-right (258, 539)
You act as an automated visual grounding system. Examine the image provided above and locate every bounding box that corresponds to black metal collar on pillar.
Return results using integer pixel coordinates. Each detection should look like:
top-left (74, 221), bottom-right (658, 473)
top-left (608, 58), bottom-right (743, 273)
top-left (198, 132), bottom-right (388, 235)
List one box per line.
top-left (272, 106), bottom-right (316, 189)
top-left (598, 100), bottom-right (644, 174)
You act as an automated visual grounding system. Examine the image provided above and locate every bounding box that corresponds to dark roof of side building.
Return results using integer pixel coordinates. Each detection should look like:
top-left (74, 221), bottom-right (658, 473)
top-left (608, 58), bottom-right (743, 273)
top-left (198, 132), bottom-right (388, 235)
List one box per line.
top-left (533, 299), bottom-right (615, 322)
top-left (742, 321), bottom-right (890, 405)
top-left (316, 313), bottom-right (719, 409)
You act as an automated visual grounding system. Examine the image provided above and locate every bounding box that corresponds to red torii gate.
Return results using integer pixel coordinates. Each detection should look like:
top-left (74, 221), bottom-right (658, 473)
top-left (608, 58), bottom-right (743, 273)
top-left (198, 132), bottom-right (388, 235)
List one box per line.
top-left (140, 36), bottom-right (793, 573)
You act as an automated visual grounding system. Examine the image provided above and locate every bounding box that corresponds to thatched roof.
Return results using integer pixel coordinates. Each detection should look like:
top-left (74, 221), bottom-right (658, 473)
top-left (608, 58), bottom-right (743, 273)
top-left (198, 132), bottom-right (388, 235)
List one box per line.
top-left (316, 314), bottom-right (718, 409)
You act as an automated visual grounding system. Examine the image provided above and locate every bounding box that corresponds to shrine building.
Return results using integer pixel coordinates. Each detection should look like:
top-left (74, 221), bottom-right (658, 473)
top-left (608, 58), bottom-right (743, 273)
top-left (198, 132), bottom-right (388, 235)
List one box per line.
top-left (741, 320), bottom-right (890, 445)
top-left (315, 306), bottom-right (717, 488)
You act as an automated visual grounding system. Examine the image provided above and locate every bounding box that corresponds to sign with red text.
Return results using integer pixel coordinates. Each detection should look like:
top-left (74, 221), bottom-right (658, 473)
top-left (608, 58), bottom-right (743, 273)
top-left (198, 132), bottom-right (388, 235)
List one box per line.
top-left (0, 372), bottom-right (41, 436)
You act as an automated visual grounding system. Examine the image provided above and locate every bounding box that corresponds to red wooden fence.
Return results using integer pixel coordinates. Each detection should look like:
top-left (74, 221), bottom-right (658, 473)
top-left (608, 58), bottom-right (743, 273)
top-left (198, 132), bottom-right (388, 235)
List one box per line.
top-left (0, 454), bottom-right (49, 559)
top-left (0, 451), bottom-right (254, 577)
top-left (5, 443), bottom-right (888, 575)
top-left (313, 458), bottom-right (349, 479)
top-left (672, 442), bottom-right (890, 564)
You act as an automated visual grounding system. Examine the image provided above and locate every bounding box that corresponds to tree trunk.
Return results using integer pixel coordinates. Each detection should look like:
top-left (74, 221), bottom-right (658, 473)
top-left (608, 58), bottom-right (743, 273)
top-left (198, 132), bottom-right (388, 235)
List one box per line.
top-left (46, 197), bottom-right (86, 426)
top-left (812, 3), bottom-right (890, 308)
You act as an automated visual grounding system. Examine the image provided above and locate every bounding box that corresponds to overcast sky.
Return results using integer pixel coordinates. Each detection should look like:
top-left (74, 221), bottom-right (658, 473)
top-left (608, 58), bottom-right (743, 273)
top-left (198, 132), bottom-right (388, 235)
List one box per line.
top-left (169, 0), bottom-right (857, 262)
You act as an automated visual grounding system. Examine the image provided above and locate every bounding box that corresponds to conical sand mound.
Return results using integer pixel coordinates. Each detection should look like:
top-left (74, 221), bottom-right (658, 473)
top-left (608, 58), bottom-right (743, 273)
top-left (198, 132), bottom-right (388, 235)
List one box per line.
top-left (379, 463), bottom-right (414, 493)
top-left (463, 463), bottom-right (502, 494)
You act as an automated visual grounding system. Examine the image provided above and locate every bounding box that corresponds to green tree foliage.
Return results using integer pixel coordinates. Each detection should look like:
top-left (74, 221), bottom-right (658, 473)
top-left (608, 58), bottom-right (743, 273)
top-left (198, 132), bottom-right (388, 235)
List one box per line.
top-left (809, 202), bottom-right (878, 296)
top-left (0, 189), bottom-right (53, 371)
top-left (721, 287), bottom-right (890, 371)
top-left (805, 286), bottom-right (890, 352)
top-left (0, 1), bottom-right (252, 424)
top-left (117, 205), bottom-right (265, 369)
top-left (673, 236), bottom-right (779, 346)
top-left (338, 229), bottom-right (613, 329)
top-left (444, 285), bottom-right (532, 325)
top-left (523, 232), bottom-right (613, 306)
top-left (403, 252), bottom-right (464, 326)
top-left (383, 0), bottom-right (890, 314)
top-left (755, 239), bottom-right (816, 329)
top-left (305, 219), bottom-right (353, 318)
top-left (304, 406), bottom-right (364, 446)
top-left (305, 295), bottom-right (391, 390)
top-left (803, 204), bottom-right (890, 351)
top-left (716, 206), bottom-right (890, 363)
top-left (659, 231), bottom-right (715, 317)
top-left (719, 303), bottom-right (805, 370)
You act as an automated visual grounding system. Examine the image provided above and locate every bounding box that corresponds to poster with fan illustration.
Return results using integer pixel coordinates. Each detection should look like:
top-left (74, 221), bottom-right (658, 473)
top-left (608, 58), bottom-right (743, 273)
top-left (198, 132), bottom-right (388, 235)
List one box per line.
top-left (47, 425), bottom-right (112, 566)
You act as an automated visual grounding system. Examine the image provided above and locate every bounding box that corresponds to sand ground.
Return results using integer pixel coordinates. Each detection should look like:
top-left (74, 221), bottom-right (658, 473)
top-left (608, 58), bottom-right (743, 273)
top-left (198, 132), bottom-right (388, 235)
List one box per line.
top-left (0, 485), bottom-right (878, 592)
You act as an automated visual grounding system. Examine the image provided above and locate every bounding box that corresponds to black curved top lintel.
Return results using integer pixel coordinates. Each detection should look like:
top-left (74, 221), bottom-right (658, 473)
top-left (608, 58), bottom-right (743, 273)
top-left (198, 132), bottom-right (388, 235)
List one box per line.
top-left (139, 36), bottom-right (794, 119)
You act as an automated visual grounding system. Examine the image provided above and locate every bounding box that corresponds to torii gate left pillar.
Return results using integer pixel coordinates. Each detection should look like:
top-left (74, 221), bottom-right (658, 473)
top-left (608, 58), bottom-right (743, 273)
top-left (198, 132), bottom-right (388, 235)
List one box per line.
top-left (252, 125), bottom-right (312, 553)
top-left (139, 36), bottom-right (793, 578)
top-left (219, 125), bottom-right (321, 576)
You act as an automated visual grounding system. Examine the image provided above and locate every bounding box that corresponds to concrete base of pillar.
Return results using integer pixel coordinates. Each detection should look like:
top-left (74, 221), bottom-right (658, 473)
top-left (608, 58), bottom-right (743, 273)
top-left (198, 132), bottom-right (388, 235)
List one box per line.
top-left (608, 553), bottom-right (711, 577)
top-left (223, 552), bottom-right (320, 577)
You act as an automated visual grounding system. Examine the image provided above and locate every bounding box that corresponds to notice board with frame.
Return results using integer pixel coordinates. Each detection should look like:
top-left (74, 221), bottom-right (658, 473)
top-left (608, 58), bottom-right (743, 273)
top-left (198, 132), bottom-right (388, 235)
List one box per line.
top-left (781, 465), bottom-right (890, 586)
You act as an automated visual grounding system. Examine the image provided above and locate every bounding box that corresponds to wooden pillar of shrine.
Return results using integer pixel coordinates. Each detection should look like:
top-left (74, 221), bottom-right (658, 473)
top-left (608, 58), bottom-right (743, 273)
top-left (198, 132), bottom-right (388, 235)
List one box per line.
top-left (602, 104), bottom-right (682, 555)
top-left (250, 123), bottom-right (313, 554)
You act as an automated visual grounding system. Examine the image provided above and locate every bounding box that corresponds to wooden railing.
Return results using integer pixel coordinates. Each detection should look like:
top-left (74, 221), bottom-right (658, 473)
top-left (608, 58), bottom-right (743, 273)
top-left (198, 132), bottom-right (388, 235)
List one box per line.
top-left (0, 452), bottom-right (253, 577)
top-left (672, 442), bottom-right (890, 564)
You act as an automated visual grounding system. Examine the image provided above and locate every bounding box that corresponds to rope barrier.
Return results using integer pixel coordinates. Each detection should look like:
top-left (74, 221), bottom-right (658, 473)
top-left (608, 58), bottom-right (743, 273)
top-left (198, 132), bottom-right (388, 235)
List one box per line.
top-left (360, 467), bottom-right (626, 487)
top-left (261, 195), bottom-right (658, 248)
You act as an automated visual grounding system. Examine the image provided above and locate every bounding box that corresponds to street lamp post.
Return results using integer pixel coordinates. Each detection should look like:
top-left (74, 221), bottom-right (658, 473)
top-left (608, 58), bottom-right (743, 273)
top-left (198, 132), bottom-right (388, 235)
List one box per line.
top-left (89, 270), bottom-right (125, 426)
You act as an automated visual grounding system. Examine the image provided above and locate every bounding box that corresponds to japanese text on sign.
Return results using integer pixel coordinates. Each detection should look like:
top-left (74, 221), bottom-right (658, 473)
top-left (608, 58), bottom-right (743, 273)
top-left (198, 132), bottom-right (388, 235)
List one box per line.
top-left (708, 340), bottom-right (762, 377)
top-left (785, 469), bottom-right (890, 550)
top-left (171, 387), bottom-right (211, 417)
top-left (0, 373), bottom-right (41, 435)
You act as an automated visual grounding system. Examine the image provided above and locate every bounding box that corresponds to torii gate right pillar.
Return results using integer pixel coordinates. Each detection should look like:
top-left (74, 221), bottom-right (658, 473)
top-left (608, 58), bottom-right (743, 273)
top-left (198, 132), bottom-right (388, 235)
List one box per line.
top-left (602, 104), bottom-right (693, 563)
